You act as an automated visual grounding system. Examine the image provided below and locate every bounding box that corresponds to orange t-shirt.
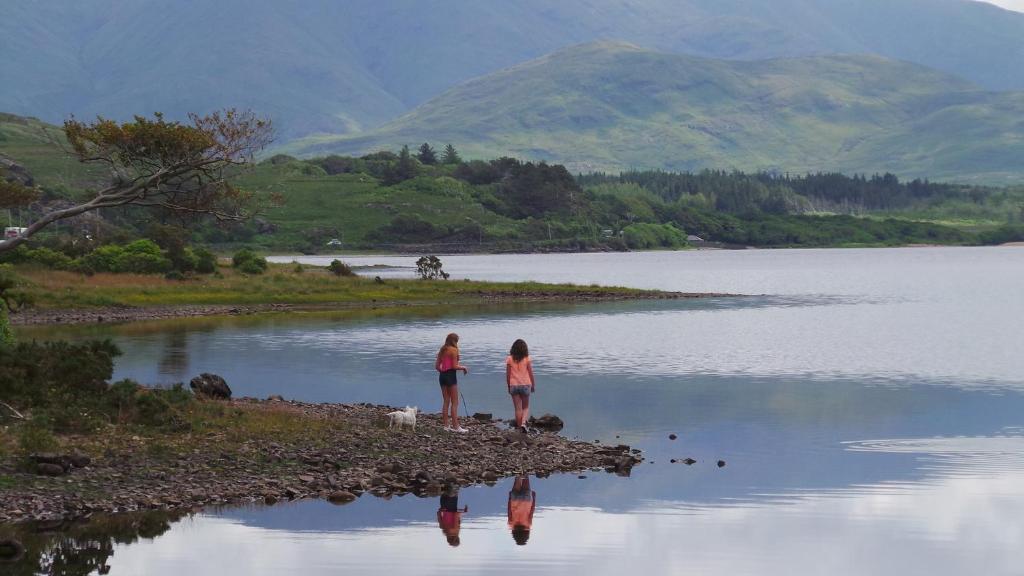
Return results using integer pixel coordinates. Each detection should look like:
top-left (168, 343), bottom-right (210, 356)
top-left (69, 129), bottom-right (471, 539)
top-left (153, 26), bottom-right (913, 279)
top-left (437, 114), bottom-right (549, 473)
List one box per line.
top-left (508, 495), bottom-right (535, 529)
top-left (506, 355), bottom-right (533, 386)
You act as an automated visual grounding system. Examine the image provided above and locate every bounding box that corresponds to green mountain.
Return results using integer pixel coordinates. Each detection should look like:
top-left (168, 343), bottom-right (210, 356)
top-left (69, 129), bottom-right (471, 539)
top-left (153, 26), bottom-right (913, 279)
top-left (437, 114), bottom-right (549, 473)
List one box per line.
top-left (3, 0), bottom-right (1024, 139)
top-left (287, 42), bottom-right (1024, 184)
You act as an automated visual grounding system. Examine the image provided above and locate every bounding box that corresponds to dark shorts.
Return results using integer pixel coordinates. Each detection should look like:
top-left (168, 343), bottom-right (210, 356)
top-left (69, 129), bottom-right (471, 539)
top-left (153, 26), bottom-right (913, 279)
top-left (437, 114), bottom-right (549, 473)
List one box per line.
top-left (440, 494), bottom-right (459, 512)
top-left (511, 488), bottom-right (533, 501)
top-left (439, 369), bottom-right (458, 388)
top-left (510, 385), bottom-right (531, 397)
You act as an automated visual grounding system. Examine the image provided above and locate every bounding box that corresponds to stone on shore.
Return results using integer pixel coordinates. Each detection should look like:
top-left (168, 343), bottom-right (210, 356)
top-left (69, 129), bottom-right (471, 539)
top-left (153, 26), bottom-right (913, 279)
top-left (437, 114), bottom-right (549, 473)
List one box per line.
top-left (528, 414), bottom-right (564, 431)
top-left (189, 373), bottom-right (232, 399)
top-left (328, 491), bottom-right (357, 504)
top-left (36, 463), bottom-right (66, 476)
top-left (0, 538), bottom-right (25, 561)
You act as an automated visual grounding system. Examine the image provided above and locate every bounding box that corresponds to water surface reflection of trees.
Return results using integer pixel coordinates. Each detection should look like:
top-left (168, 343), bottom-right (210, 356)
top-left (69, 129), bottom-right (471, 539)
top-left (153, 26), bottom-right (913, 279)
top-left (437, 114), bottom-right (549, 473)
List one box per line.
top-left (1, 510), bottom-right (189, 576)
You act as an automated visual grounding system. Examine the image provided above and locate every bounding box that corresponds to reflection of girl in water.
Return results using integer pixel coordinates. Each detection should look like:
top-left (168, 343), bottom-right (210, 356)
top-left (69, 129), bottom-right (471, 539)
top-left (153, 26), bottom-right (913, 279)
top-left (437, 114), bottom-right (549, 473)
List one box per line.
top-left (437, 487), bottom-right (468, 547)
top-left (507, 475), bottom-right (536, 546)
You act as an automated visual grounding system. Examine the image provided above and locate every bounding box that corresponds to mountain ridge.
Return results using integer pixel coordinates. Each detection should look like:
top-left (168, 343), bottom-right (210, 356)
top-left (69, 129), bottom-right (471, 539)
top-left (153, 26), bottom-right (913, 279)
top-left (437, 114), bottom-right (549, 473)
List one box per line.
top-left (3, 0), bottom-right (1024, 139)
top-left (285, 42), bottom-right (1024, 183)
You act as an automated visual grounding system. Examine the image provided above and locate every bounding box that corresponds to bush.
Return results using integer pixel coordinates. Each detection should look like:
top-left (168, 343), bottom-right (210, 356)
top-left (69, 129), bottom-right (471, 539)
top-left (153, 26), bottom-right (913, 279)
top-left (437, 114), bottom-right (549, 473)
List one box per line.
top-left (109, 380), bottom-right (192, 429)
top-left (26, 247), bottom-right (74, 270)
top-left (117, 251), bottom-right (172, 274)
top-left (622, 223), bottom-right (688, 249)
top-left (78, 244), bottom-right (125, 272)
top-left (327, 259), bottom-right (355, 277)
top-left (194, 247), bottom-right (218, 274)
top-left (17, 417), bottom-right (59, 456)
top-left (0, 340), bottom-right (121, 431)
top-left (232, 249), bottom-right (267, 275)
top-left (75, 241), bottom-right (172, 274)
top-left (416, 255), bottom-right (449, 280)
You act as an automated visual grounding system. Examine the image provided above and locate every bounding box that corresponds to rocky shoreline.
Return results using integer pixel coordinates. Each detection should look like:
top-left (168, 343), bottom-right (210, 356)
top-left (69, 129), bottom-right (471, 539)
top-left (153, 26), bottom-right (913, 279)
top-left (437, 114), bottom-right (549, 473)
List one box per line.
top-left (9, 291), bottom-right (735, 326)
top-left (8, 303), bottom-right (297, 326)
top-left (0, 399), bottom-right (641, 524)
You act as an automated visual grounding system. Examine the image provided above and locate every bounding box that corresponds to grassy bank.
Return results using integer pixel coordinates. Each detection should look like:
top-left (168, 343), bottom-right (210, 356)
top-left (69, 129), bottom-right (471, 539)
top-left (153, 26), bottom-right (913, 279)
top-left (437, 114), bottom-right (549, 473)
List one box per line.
top-left (8, 262), bottom-right (687, 313)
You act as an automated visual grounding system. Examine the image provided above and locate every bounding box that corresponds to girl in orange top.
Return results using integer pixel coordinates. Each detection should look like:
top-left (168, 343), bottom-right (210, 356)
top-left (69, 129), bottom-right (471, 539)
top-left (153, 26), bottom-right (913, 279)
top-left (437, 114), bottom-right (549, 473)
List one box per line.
top-left (507, 475), bottom-right (536, 546)
top-left (506, 339), bottom-right (535, 432)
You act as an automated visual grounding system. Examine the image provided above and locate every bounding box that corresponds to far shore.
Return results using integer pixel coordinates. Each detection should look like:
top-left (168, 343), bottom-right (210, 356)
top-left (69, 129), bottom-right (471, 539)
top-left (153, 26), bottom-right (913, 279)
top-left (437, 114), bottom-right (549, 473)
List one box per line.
top-left (8, 264), bottom-right (736, 327)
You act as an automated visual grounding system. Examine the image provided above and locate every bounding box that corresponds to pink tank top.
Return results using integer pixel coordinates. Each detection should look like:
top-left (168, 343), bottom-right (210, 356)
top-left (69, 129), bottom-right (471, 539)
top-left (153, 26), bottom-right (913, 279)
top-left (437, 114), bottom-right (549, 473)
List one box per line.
top-left (438, 349), bottom-right (457, 371)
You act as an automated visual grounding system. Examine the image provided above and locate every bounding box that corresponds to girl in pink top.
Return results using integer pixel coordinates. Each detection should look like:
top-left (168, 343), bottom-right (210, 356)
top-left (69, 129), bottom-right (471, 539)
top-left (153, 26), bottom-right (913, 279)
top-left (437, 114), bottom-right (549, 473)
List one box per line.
top-left (506, 339), bottom-right (535, 432)
top-left (436, 333), bottom-right (469, 432)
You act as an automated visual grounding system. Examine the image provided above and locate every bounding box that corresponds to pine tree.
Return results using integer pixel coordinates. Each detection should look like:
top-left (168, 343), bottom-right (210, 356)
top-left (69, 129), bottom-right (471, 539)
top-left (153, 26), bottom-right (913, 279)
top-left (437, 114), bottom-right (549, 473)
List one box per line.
top-left (416, 142), bottom-right (437, 165)
top-left (442, 143), bottom-right (461, 165)
top-left (394, 145), bottom-right (419, 183)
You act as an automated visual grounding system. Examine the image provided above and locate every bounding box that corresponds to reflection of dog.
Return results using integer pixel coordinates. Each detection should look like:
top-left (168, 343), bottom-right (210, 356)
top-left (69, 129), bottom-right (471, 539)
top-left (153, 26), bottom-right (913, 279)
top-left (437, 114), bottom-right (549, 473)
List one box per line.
top-left (387, 406), bottom-right (418, 430)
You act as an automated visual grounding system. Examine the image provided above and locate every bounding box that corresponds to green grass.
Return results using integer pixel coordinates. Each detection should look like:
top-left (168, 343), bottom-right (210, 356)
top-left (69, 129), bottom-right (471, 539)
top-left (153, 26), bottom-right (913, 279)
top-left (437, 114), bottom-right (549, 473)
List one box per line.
top-left (0, 112), bottom-right (106, 195)
top-left (13, 262), bottom-right (659, 310)
top-left (233, 165), bottom-right (517, 249)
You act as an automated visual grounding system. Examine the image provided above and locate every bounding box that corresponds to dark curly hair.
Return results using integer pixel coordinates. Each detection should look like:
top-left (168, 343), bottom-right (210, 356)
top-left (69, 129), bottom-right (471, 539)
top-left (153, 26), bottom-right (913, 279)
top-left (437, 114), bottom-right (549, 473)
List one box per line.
top-left (510, 339), bottom-right (529, 362)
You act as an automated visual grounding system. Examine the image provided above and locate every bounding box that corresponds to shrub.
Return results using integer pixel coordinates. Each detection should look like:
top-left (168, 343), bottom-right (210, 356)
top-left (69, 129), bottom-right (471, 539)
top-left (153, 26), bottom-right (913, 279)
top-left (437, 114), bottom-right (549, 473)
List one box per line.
top-left (74, 242), bottom-right (172, 274)
top-left (17, 417), bottom-right (59, 456)
top-left (77, 244), bottom-right (125, 272)
top-left (108, 380), bottom-right (192, 429)
top-left (232, 248), bottom-right (267, 275)
top-left (415, 255), bottom-right (449, 280)
top-left (194, 247), bottom-right (218, 274)
top-left (622, 223), bottom-right (687, 249)
top-left (0, 340), bottom-right (121, 431)
top-left (117, 251), bottom-right (172, 274)
top-left (327, 259), bottom-right (355, 277)
top-left (0, 303), bottom-right (12, 347)
top-left (26, 247), bottom-right (74, 270)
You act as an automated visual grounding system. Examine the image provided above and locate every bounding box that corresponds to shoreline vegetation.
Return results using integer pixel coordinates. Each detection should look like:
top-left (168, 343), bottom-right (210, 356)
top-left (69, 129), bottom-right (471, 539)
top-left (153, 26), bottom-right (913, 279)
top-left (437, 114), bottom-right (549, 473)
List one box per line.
top-left (6, 261), bottom-right (733, 326)
top-left (0, 259), bottom-right (656, 526)
top-left (0, 397), bottom-right (642, 524)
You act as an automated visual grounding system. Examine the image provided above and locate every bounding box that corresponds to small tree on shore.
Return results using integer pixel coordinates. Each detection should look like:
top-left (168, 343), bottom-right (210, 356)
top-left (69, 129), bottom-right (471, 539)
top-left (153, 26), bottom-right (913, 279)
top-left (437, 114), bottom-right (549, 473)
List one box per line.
top-left (417, 143), bottom-right (437, 165)
top-left (0, 109), bottom-right (273, 255)
top-left (442, 143), bottom-right (461, 165)
top-left (415, 255), bottom-right (449, 280)
top-left (327, 259), bottom-right (355, 277)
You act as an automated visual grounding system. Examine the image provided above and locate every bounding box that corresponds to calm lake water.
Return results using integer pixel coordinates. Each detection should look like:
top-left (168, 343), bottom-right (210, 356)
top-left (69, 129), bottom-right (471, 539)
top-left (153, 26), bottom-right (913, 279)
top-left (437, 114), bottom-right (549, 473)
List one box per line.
top-left (15, 247), bottom-right (1024, 575)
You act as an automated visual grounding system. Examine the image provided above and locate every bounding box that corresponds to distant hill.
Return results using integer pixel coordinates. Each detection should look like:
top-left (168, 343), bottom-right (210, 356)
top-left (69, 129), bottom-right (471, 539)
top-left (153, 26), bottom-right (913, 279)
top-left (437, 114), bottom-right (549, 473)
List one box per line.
top-left (0, 113), bottom-right (105, 194)
top-left (286, 42), bottom-right (1024, 183)
top-left (2, 0), bottom-right (1024, 139)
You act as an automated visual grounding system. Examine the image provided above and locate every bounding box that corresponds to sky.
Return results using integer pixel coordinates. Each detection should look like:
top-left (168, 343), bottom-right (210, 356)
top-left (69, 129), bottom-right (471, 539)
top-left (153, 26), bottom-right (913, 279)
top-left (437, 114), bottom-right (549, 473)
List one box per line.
top-left (976, 0), bottom-right (1024, 11)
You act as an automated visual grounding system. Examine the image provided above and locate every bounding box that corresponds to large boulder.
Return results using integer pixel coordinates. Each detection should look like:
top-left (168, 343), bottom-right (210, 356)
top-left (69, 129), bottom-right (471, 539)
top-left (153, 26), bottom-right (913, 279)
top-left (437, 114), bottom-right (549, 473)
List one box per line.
top-left (528, 414), bottom-right (564, 431)
top-left (0, 538), bottom-right (25, 562)
top-left (189, 373), bottom-right (232, 399)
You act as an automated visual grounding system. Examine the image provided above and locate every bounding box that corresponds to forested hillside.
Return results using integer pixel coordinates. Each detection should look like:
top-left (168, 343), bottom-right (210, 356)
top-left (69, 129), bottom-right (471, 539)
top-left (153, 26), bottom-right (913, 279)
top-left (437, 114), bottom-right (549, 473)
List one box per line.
top-left (4, 113), bottom-right (1022, 255)
top-left (289, 43), bottom-right (1024, 183)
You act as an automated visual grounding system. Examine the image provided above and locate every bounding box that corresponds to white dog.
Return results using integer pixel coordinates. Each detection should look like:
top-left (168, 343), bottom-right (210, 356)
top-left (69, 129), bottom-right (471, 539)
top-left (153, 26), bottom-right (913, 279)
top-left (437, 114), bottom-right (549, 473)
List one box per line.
top-left (386, 406), bottom-right (418, 430)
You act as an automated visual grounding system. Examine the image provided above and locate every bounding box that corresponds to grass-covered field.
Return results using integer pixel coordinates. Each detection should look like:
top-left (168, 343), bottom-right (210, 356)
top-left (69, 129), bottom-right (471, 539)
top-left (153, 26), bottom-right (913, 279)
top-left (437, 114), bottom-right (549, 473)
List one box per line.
top-left (10, 262), bottom-right (669, 311)
top-left (231, 163), bottom-right (518, 251)
top-left (0, 112), bottom-right (105, 193)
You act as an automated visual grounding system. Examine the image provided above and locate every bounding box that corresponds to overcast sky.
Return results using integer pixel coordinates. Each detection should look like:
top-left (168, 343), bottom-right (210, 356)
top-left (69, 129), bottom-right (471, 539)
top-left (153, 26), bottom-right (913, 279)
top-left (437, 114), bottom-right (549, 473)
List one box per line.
top-left (975, 0), bottom-right (1024, 11)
